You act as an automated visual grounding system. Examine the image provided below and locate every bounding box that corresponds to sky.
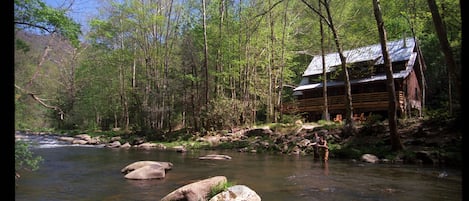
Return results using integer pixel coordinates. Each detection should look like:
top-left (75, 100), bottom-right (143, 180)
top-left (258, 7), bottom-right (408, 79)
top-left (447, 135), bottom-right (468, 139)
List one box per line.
top-left (44, 0), bottom-right (101, 34)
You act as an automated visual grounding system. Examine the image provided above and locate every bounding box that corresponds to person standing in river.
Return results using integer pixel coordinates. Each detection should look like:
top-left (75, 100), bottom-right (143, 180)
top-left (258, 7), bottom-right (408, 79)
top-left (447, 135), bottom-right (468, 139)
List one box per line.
top-left (317, 134), bottom-right (329, 161)
top-left (311, 132), bottom-right (321, 161)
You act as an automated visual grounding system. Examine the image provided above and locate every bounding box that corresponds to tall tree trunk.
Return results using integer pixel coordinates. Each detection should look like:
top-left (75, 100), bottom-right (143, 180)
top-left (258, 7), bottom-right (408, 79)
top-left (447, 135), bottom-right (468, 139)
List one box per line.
top-left (319, 0), bottom-right (329, 121)
top-left (322, 1), bottom-right (354, 133)
top-left (427, 0), bottom-right (460, 111)
top-left (215, 0), bottom-right (225, 97)
top-left (403, 2), bottom-right (426, 117)
top-left (372, 0), bottom-right (404, 151)
top-left (162, 0), bottom-right (175, 130)
top-left (268, 0), bottom-right (275, 123)
top-left (118, 18), bottom-right (129, 131)
top-left (300, 0), bottom-right (355, 133)
top-left (202, 0), bottom-right (209, 107)
top-left (277, 0), bottom-right (290, 121)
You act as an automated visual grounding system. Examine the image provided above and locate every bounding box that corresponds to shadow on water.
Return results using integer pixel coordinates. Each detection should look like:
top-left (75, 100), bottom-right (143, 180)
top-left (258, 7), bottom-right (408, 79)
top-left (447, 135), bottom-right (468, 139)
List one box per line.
top-left (15, 134), bottom-right (462, 201)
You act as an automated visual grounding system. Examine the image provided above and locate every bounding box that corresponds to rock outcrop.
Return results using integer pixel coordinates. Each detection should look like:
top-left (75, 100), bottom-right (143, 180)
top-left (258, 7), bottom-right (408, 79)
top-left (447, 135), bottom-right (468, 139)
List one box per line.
top-left (160, 176), bottom-right (227, 201)
top-left (121, 161), bottom-right (173, 180)
top-left (209, 185), bottom-right (261, 201)
top-left (198, 154), bottom-right (232, 160)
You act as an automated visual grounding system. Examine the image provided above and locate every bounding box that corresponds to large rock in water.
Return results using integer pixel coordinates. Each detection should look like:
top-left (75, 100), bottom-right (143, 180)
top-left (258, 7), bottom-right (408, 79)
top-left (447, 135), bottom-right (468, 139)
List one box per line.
top-left (198, 154), bottom-right (232, 160)
top-left (121, 161), bottom-right (173, 180)
top-left (124, 164), bottom-right (166, 180)
top-left (209, 185), bottom-right (261, 201)
top-left (160, 176), bottom-right (227, 201)
top-left (121, 161), bottom-right (173, 174)
top-left (361, 154), bottom-right (380, 163)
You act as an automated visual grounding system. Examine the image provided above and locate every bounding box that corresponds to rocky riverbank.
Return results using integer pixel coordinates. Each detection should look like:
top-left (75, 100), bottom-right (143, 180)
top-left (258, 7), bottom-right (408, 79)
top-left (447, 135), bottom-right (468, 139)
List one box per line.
top-left (16, 116), bottom-right (462, 167)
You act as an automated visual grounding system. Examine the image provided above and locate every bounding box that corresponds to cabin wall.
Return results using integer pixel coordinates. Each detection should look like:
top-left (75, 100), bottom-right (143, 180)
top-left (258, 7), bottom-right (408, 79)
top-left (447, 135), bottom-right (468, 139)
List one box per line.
top-left (290, 79), bottom-right (411, 121)
top-left (404, 69), bottom-right (422, 115)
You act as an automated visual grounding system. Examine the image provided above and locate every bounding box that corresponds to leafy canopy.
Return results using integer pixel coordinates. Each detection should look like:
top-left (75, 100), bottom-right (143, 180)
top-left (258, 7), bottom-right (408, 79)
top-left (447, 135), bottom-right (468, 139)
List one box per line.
top-left (14, 0), bottom-right (82, 47)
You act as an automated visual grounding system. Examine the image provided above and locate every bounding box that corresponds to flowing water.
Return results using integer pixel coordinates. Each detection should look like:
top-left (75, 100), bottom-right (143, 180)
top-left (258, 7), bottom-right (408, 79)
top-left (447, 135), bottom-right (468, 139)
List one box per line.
top-left (15, 133), bottom-right (462, 201)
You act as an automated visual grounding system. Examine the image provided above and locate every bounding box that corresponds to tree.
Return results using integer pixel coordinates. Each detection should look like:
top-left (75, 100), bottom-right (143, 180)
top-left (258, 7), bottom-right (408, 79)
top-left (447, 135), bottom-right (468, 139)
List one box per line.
top-left (426, 0), bottom-right (461, 115)
top-left (202, 0), bottom-right (210, 107)
top-left (14, 0), bottom-right (81, 47)
top-left (301, 0), bottom-right (356, 134)
top-left (14, 0), bottom-right (81, 122)
top-left (14, 0), bottom-right (81, 179)
top-left (15, 140), bottom-right (43, 182)
top-left (318, 0), bottom-right (329, 121)
top-left (372, 0), bottom-right (404, 151)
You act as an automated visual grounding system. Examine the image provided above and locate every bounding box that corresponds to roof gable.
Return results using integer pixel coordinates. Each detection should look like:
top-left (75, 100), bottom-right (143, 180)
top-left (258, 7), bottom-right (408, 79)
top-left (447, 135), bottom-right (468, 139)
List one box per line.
top-left (302, 37), bottom-right (416, 77)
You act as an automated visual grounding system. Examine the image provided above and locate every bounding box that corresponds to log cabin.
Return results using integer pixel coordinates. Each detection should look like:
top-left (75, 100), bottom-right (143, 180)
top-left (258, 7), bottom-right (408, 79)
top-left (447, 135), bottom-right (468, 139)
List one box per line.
top-left (286, 37), bottom-right (426, 122)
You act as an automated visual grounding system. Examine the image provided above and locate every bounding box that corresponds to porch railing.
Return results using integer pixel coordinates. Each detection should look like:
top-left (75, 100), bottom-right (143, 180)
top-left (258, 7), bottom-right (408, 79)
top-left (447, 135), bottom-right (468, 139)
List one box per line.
top-left (282, 91), bottom-right (405, 113)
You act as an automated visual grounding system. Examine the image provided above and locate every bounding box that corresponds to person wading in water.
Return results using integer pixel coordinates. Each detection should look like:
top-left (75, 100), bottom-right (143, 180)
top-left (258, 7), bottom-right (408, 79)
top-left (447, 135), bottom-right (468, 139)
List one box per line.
top-left (317, 135), bottom-right (329, 161)
top-left (311, 132), bottom-right (321, 161)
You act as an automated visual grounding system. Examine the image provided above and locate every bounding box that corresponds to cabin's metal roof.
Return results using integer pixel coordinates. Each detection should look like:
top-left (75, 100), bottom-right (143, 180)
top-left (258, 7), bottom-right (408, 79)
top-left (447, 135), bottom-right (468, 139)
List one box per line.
top-left (293, 38), bottom-right (417, 94)
top-left (302, 37), bottom-right (415, 77)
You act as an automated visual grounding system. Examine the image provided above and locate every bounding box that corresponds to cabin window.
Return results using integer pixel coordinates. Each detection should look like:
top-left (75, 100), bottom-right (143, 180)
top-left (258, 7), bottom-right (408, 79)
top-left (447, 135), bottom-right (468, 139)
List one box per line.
top-left (309, 75), bottom-right (322, 83)
top-left (348, 60), bottom-right (375, 79)
top-left (393, 61), bottom-right (407, 72)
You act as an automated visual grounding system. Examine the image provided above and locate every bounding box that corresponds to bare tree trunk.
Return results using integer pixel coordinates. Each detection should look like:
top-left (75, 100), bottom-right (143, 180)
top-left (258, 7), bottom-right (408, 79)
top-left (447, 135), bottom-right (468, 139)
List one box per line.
top-left (202, 0), bottom-right (209, 107)
top-left (161, 0), bottom-right (175, 130)
top-left (322, 1), bottom-right (354, 133)
top-left (26, 33), bottom-right (54, 90)
top-left (402, 2), bottom-right (426, 117)
top-left (373, 0), bottom-right (404, 151)
top-left (319, 0), bottom-right (329, 121)
top-left (300, 0), bottom-right (354, 133)
top-left (118, 17), bottom-right (129, 131)
top-left (268, 0), bottom-right (275, 123)
top-left (277, 0), bottom-right (290, 121)
top-left (14, 84), bottom-right (65, 120)
top-left (215, 0), bottom-right (225, 97)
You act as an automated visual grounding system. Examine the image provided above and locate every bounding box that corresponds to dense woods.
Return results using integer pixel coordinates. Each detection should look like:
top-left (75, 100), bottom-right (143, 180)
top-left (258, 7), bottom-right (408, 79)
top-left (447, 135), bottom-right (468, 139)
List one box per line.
top-left (15, 0), bottom-right (461, 135)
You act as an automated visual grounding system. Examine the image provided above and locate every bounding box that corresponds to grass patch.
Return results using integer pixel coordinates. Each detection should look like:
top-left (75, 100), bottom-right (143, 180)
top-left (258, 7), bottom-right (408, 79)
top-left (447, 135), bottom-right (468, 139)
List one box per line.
top-left (208, 181), bottom-right (236, 198)
top-left (157, 140), bottom-right (211, 149)
top-left (216, 140), bottom-right (250, 149)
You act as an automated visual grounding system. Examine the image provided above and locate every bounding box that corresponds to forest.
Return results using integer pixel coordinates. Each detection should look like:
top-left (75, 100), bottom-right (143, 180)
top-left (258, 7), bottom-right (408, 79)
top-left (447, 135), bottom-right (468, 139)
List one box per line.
top-left (14, 0), bottom-right (461, 138)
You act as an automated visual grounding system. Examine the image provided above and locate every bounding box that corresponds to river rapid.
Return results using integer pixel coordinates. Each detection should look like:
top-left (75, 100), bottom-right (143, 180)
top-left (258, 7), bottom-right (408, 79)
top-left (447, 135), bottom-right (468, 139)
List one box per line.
top-left (15, 133), bottom-right (462, 201)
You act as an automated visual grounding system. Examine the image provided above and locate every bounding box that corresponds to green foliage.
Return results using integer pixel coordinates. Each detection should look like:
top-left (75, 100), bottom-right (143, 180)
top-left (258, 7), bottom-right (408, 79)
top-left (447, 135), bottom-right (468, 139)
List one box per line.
top-left (14, 0), bottom-right (81, 47)
top-left (203, 97), bottom-right (247, 130)
top-left (424, 108), bottom-right (452, 121)
top-left (278, 114), bottom-right (303, 124)
top-left (159, 140), bottom-right (211, 150)
top-left (332, 147), bottom-right (362, 159)
top-left (333, 138), bottom-right (391, 160)
top-left (316, 120), bottom-right (342, 130)
top-left (364, 113), bottom-right (384, 125)
top-left (15, 95), bottom-right (53, 130)
top-left (216, 140), bottom-right (250, 149)
top-left (161, 129), bottom-right (196, 142)
top-left (15, 38), bottom-right (30, 53)
top-left (208, 181), bottom-right (236, 198)
top-left (13, 0), bottom-right (461, 134)
top-left (15, 140), bottom-right (43, 177)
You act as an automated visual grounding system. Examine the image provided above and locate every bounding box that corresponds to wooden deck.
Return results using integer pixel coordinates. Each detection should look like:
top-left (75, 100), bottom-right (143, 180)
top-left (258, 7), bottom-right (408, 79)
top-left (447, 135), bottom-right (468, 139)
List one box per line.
top-left (282, 91), bottom-right (405, 114)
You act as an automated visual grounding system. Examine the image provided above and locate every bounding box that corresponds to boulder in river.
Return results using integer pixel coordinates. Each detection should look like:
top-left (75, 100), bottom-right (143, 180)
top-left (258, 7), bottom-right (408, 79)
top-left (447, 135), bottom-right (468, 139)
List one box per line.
top-left (198, 154), bottom-right (232, 160)
top-left (209, 185), bottom-right (261, 201)
top-left (121, 161), bottom-right (173, 180)
top-left (160, 176), bottom-right (227, 201)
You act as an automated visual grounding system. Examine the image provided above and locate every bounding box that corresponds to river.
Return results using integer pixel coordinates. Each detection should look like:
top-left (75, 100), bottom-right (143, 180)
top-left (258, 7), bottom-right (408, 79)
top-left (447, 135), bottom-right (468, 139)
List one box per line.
top-left (15, 133), bottom-right (462, 201)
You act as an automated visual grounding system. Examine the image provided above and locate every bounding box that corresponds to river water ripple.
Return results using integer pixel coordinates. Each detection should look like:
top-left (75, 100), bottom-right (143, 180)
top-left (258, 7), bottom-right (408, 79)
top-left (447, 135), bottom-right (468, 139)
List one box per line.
top-left (15, 134), bottom-right (462, 201)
